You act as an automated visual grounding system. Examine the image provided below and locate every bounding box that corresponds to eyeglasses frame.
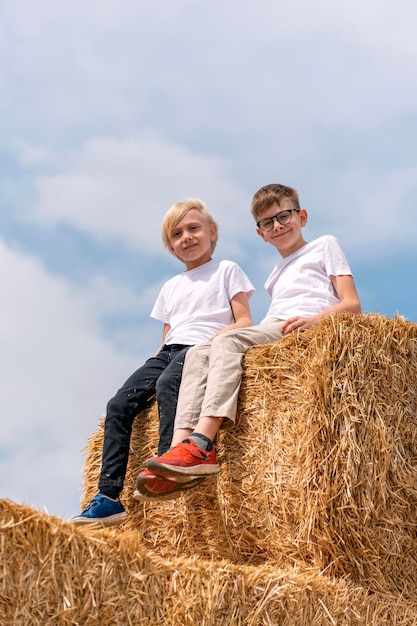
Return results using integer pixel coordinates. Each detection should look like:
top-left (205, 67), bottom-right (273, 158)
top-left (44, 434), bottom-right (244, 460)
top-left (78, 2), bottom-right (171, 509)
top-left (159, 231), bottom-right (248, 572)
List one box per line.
top-left (256, 208), bottom-right (301, 232)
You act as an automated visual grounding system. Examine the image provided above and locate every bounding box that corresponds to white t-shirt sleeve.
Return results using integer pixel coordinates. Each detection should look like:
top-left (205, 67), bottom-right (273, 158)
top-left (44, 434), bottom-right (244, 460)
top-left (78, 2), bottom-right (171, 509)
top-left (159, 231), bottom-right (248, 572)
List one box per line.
top-left (322, 235), bottom-right (352, 277)
top-left (151, 285), bottom-right (171, 326)
top-left (224, 262), bottom-right (256, 301)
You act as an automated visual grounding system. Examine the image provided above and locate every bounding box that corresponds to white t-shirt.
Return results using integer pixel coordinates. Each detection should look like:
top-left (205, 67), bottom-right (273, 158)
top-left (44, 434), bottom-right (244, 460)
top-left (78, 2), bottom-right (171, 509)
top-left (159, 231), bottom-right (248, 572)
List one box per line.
top-left (261, 235), bottom-right (352, 322)
top-left (151, 259), bottom-right (255, 345)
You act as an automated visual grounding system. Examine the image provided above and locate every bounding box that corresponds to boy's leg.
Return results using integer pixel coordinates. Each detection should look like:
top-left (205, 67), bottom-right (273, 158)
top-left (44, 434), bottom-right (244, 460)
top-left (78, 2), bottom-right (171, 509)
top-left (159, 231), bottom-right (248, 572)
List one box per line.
top-left (98, 347), bottom-right (174, 498)
top-left (173, 342), bottom-right (212, 433)
top-left (186, 321), bottom-right (285, 427)
top-left (147, 321), bottom-right (284, 478)
top-left (73, 353), bottom-right (171, 525)
top-left (155, 346), bottom-right (190, 455)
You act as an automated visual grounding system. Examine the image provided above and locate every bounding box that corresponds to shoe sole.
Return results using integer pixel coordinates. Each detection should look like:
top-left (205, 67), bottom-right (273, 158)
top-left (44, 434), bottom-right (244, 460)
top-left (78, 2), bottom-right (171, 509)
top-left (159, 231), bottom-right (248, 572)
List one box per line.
top-left (146, 458), bottom-right (220, 476)
top-left (133, 475), bottom-right (207, 501)
top-left (132, 488), bottom-right (181, 502)
top-left (71, 511), bottom-right (128, 527)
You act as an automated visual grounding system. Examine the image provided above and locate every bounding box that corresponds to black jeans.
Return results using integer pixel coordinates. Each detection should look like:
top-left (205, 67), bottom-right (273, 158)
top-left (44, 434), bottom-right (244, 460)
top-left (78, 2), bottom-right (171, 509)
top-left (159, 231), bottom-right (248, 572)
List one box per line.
top-left (98, 344), bottom-right (190, 497)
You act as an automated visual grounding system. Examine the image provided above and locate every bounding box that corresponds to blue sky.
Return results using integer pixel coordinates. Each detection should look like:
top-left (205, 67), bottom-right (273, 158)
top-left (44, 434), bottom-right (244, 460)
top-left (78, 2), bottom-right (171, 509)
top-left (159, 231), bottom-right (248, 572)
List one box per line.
top-left (1, 0), bottom-right (416, 520)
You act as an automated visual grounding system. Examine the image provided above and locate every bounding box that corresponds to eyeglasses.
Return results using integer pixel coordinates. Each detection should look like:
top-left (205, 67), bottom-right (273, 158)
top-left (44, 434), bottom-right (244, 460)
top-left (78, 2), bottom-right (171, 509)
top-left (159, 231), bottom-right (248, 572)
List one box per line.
top-left (256, 209), bottom-right (300, 232)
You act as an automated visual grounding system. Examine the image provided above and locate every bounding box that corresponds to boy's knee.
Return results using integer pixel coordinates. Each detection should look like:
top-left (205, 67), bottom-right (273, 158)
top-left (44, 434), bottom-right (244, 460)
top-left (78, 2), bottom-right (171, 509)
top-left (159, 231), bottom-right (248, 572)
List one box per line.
top-left (106, 390), bottom-right (138, 419)
top-left (155, 370), bottom-right (180, 397)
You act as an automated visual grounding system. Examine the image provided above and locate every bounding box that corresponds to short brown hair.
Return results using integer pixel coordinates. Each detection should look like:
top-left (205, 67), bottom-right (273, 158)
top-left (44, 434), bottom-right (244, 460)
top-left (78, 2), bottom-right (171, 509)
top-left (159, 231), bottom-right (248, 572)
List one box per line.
top-left (161, 198), bottom-right (219, 254)
top-left (251, 184), bottom-right (300, 221)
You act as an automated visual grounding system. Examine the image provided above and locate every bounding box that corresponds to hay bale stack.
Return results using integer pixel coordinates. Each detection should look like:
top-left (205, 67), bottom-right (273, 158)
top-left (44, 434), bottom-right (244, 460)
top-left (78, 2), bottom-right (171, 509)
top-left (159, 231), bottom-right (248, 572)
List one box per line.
top-left (81, 313), bottom-right (417, 597)
top-left (2, 498), bottom-right (417, 625)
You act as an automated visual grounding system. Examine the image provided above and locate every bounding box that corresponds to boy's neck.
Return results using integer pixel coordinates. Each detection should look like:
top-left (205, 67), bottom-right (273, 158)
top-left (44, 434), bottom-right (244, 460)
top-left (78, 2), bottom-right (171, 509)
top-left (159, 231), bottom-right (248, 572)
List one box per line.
top-left (184, 256), bottom-right (213, 271)
top-left (278, 237), bottom-right (308, 258)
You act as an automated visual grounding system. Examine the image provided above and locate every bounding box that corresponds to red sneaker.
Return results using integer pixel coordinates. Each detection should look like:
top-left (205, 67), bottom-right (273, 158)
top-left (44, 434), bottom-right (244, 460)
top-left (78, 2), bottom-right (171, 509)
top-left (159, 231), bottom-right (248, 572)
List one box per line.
top-left (146, 439), bottom-right (220, 476)
top-left (133, 469), bottom-right (205, 501)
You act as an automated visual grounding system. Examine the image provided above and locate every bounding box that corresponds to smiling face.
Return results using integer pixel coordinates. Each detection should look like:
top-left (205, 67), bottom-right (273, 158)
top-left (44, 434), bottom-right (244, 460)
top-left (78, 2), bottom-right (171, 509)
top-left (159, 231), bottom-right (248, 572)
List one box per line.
top-left (256, 199), bottom-right (308, 258)
top-left (169, 208), bottom-right (218, 270)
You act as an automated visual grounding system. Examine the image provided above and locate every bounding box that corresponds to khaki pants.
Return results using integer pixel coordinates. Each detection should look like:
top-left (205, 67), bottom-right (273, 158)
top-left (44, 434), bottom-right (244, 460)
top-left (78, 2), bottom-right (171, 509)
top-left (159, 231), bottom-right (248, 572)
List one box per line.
top-left (174, 320), bottom-right (284, 431)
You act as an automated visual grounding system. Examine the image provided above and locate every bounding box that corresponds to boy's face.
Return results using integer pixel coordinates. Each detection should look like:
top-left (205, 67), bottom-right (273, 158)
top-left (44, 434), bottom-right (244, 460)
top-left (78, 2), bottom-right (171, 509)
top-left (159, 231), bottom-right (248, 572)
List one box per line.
top-left (256, 199), bottom-right (308, 258)
top-left (169, 208), bottom-right (217, 270)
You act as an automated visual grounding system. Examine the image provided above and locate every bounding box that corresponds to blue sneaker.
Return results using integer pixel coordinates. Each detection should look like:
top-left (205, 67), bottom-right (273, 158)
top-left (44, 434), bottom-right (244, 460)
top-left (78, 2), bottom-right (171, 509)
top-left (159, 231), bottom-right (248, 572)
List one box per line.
top-left (71, 493), bottom-right (128, 527)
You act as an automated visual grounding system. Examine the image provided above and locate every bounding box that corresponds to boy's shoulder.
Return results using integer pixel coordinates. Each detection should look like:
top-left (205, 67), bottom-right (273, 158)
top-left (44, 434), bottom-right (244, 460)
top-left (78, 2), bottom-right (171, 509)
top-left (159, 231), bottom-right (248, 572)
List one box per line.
top-left (298, 234), bottom-right (340, 256)
top-left (306, 234), bottom-right (338, 247)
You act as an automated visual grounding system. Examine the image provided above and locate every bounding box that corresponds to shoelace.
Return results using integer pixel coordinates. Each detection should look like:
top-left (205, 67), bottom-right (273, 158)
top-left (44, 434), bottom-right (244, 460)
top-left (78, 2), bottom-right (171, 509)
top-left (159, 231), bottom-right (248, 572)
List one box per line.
top-left (82, 497), bottom-right (101, 513)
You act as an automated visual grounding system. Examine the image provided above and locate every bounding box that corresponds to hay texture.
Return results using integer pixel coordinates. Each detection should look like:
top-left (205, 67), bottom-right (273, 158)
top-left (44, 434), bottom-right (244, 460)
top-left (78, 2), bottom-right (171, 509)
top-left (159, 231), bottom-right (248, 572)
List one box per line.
top-left (2, 498), bottom-right (417, 625)
top-left (80, 313), bottom-right (417, 599)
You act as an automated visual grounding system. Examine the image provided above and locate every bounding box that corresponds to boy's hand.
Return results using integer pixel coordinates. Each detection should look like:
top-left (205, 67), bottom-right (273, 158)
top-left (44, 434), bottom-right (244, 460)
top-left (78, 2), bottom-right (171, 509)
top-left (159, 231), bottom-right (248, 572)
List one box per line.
top-left (281, 315), bottom-right (319, 335)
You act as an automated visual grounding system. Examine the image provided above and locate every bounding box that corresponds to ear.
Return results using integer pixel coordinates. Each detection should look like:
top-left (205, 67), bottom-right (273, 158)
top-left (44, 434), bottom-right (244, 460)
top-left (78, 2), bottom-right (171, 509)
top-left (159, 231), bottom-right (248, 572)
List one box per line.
top-left (299, 208), bottom-right (308, 226)
top-left (210, 223), bottom-right (218, 241)
top-left (256, 227), bottom-right (267, 241)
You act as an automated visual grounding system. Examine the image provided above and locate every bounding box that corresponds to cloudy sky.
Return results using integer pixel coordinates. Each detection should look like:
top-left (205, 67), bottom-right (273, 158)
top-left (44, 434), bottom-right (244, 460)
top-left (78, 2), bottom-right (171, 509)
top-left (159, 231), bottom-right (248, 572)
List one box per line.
top-left (1, 0), bottom-right (416, 520)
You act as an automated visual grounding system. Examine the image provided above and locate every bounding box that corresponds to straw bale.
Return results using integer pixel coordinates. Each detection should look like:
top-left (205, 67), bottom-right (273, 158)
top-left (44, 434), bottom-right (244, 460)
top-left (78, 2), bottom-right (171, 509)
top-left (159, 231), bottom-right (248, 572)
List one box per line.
top-left (2, 498), bottom-right (417, 625)
top-left (80, 314), bottom-right (417, 597)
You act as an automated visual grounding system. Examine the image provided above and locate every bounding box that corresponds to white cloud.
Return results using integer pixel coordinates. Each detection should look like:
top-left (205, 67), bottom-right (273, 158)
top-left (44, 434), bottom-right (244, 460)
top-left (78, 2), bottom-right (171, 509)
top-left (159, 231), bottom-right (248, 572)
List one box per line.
top-left (16, 131), bottom-right (417, 261)
top-left (303, 165), bottom-right (417, 257)
top-left (0, 239), bottom-right (156, 517)
top-left (17, 136), bottom-right (252, 257)
top-left (2, 0), bottom-right (417, 139)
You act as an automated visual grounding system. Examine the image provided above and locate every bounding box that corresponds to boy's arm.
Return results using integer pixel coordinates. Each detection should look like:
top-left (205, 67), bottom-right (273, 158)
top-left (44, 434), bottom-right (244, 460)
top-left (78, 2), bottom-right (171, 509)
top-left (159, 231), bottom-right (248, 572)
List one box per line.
top-left (209, 291), bottom-right (253, 340)
top-left (153, 323), bottom-right (171, 356)
top-left (281, 274), bottom-right (361, 335)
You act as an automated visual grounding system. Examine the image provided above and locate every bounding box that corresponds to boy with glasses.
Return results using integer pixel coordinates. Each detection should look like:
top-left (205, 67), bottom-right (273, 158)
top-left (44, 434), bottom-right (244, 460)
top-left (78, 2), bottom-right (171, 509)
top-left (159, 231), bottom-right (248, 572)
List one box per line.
top-left (136, 183), bottom-right (361, 500)
top-left (72, 198), bottom-right (254, 526)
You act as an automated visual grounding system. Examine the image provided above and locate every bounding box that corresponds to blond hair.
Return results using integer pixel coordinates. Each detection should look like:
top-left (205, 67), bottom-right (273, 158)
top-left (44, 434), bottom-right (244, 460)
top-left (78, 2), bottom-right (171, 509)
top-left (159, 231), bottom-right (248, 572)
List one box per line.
top-left (251, 184), bottom-right (300, 221)
top-left (161, 198), bottom-right (219, 254)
